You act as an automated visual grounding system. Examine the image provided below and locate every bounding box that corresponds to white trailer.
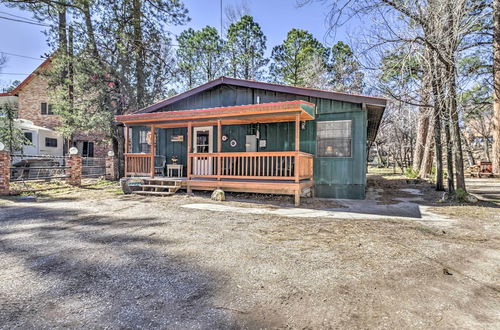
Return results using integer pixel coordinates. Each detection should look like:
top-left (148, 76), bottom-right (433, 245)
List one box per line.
top-left (6, 119), bottom-right (65, 166)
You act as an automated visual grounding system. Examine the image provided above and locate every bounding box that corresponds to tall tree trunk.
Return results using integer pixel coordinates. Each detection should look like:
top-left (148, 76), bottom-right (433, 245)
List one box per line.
top-left (443, 0), bottom-right (466, 191)
top-left (133, 0), bottom-right (145, 109)
top-left (461, 131), bottom-right (475, 166)
top-left (375, 141), bottom-right (385, 167)
top-left (413, 72), bottom-right (431, 173)
top-left (444, 115), bottom-right (455, 193)
top-left (82, 1), bottom-right (100, 59)
top-left (430, 53), bottom-right (445, 191)
top-left (484, 138), bottom-right (491, 161)
top-left (68, 25), bottom-right (75, 149)
top-left (419, 114), bottom-right (435, 178)
top-left (448, 64), bottom-right (466, 190)
top-left (493, 0), bottom-right (500, 174)
top-left (58, 6), bottom-right (67, 56)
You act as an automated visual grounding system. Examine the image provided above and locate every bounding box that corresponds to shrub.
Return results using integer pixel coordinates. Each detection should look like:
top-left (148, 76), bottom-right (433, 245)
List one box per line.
top-left (453, 188), bottom-right (467, 203)
top-left (404, 167), bottom-right (419, 179)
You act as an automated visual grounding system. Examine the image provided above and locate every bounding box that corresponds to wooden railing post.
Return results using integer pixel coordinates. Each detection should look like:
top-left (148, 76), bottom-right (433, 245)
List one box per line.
top-left (295, 114), bottom-right (300, 183)
top-left (187, 122), bottom-right (192, 180)
top-left (124, 125), bottom-right (129, 177)
top-left (150, 125), bottom-right (155, 178)
top-left (217, 120), bottom-right (222, 183)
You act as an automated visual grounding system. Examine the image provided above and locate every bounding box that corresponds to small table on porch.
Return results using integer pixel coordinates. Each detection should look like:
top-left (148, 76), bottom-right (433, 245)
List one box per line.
top-left (166, 164), bottom-right (183, 178)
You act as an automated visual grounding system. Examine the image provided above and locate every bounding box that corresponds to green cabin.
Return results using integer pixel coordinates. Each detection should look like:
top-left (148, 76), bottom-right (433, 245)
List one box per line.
top-left (117, 77), bottom-right (386, 203)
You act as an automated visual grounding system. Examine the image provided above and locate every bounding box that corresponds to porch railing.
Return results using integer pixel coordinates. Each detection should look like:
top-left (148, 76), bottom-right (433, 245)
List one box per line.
top-left (125, 153), bottom-right (152, 176)
top-left (125, 151), bottom-right (314, 180)
top-left (189, 151), bottom-right (313, 181)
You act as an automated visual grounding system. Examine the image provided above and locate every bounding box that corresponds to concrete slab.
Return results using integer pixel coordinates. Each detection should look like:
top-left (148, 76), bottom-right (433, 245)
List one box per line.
top-left (182, 202), bottom-right (452, 224)
top-left (466, 178), bottom-right (500, 204)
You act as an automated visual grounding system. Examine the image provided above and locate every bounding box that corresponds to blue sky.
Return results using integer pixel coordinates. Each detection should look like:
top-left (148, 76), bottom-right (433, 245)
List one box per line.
top-left (0, 0), bottom-right (356, 89)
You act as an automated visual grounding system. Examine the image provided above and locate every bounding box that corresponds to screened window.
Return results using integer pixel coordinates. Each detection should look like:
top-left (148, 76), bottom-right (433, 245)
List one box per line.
top-left (317, 120), bottom-right (352, 157)
top-left (45, 137), bottom-right (58, 148)
top-left (138, 130), bottom-right (150, 153)
top-left (41, 102), bottom-right (54, 115)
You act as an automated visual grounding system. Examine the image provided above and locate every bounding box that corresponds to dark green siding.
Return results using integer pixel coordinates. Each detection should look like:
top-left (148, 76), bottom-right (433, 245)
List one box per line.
top-left (130, 84), bottom-right (368, 199)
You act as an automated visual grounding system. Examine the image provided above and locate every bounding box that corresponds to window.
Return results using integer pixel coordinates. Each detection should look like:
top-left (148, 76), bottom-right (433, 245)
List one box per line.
top-left (82, 141), bottom-right (94, 157)
top-left (138, 130), bottom-right (150, 153)
top-left (45, 137), bottom-right (58, 148)
top-left (23, 132), bottom-right (33, 144)
top-left (41, 102), bottom-right (54, 115)
top-left (317, 120), bottom-right (352, 157)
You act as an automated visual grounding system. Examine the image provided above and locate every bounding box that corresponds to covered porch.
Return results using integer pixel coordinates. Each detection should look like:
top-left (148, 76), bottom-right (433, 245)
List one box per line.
top-left (116, 100), bottom-right (315, 205)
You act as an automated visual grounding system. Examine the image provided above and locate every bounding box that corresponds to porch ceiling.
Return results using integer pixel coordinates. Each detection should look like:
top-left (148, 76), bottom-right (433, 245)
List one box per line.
top-left (115, 100), bottom-right (315, 127)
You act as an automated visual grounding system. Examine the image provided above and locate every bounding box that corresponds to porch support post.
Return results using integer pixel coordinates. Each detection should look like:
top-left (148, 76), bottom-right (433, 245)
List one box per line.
top-left (295, 114), bottom-right (300, 183)
top-left (187, 122), bottom-right (192, 192)
top-left (150, 125), bottom-right (155, 178)
top-left (217, 119), bottom-right (222, 185)
top-left (294, 113), bottom-right (301, 207)
top-left (124, 125), bottom-right (129, 177)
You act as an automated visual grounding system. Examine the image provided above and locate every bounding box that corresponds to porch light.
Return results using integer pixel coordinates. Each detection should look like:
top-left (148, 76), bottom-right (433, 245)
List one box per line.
top-left (69, 147), bottom-right (79, 155)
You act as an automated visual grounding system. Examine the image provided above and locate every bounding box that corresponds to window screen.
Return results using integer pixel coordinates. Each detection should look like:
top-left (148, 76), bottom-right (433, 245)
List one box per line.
top-left (45, 137), bottom-right (58, 148)
top-left (317, 120), bottom-right (352, 157)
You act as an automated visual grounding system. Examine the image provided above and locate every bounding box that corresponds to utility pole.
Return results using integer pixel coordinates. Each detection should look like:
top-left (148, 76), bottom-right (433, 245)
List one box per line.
top-left (220, 0), bottom-right (223, 37)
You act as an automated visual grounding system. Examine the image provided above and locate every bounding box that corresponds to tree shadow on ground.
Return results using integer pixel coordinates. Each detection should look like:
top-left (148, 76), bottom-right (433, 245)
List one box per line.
top-left (0, 202), bottom-right (269, 328)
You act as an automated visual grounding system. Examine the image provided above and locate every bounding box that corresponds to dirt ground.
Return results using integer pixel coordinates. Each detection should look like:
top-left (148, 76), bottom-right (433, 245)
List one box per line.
top-left (0, 175), bottom-right (499, 329)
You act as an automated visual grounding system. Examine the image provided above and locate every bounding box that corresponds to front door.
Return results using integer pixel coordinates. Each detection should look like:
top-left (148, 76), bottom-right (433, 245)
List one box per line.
top-left (193, 126), bottom-right (213, 175)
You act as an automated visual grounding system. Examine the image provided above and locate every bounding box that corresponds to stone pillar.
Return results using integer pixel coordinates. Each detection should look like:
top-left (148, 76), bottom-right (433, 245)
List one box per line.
top-left (106, 156), bottom-right (118, 180)
top-left (66, 154), bottom-right (82, 186)
top-left (0, 151), bottom-right (10, 195)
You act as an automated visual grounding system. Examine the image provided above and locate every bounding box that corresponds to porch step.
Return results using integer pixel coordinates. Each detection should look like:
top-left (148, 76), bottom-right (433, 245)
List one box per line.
top-left (139, 184), bottom-right (179, 189)
top-left (142, 178), bottom-right (182, 183)
top-left (133, 191), bottom-right (176, 196)
top-left (134, 178), bottom-right (182, 197)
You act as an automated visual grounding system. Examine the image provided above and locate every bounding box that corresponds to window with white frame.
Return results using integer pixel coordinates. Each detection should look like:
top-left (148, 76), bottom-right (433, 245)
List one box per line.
top-left (316, 120), bottom-right (352, 157)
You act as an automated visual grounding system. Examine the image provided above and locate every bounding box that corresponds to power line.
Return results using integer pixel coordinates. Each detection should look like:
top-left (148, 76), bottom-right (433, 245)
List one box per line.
top-left (0, 15), bottom-right (49, 27)
top-left (1, 51), bottom-right (45, 61)
top-left (0, 10), bottom-right (42, 24)
top-left (0, 73), bottom-right (29, 75)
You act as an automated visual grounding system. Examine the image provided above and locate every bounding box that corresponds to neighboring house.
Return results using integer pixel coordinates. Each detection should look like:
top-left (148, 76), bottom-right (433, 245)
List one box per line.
top-left (1, 57), bottom-right (110, 158)
top-left (116, 76), bottom-right (387, 203)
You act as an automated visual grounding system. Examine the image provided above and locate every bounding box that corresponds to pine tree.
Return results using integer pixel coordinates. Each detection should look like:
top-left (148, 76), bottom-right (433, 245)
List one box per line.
top-left (269, 29), bottom-right (327, 86)
top-left (226, 15), bottom-right (267, 80)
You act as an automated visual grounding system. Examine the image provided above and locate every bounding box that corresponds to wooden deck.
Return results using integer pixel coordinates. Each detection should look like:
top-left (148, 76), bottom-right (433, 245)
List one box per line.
top-left (126, 151), bottom-right (314, 205)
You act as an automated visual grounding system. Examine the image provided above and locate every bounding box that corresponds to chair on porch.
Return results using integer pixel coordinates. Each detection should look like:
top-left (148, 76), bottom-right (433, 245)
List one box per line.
top-left (154, 155), bottom-right (167, 176)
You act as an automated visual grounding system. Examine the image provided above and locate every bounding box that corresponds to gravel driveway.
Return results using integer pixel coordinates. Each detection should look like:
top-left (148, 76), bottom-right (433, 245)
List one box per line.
top-left (0, 184), bottom-right (499, 329)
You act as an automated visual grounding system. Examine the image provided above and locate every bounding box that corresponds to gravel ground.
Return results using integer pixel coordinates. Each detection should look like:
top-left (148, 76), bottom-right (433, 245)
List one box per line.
top-left (0, 179), bottom-right (499, 329)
